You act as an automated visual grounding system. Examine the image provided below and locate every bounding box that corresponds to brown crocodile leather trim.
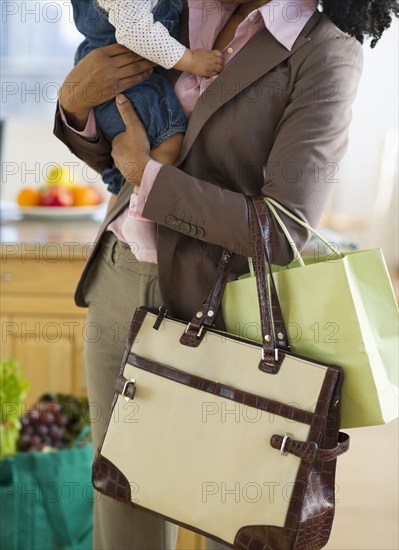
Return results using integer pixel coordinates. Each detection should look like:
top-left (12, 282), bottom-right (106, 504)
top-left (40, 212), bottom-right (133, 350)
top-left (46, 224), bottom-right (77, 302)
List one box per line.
top-left (283, 367), bottom-right (339, 530)
top-left (152, 305), bottom-right (167, 330)
top-left (251, 198), bottom-right (290, 350)
top-left (248, 198), bottom-right (288, 374)
top-left (92, 452), bottom-right (131, 503)
top-left (180, 249), bottom-right (234, 348)
top-left (289, 368), bottom-right (343, 549)
top-left (235, 525), bottom-right (297, 550)
top-left (122, 353), bottom-right (314, 425)
top-left (270, 432), bottom-right (349, 464)
top-left (125, 307), bottom-right (148, 350)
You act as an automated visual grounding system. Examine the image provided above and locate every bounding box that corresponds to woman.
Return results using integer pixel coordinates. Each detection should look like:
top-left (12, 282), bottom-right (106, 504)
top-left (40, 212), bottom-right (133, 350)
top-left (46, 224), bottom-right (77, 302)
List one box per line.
top-left (55, 1), bottom-right (398, 548)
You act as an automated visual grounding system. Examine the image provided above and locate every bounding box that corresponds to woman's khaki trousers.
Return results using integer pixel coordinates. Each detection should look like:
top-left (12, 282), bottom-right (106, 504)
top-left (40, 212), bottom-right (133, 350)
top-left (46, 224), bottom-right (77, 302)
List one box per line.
top-left (83, 232), bottom-right (227, 550)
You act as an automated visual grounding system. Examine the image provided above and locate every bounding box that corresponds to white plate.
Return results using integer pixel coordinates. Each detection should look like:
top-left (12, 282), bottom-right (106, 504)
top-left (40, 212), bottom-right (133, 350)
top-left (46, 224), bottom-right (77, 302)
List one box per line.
top-left (1, 202), bottom-right (106, 220)
top-left (18, 205), bottom-right (105, 219)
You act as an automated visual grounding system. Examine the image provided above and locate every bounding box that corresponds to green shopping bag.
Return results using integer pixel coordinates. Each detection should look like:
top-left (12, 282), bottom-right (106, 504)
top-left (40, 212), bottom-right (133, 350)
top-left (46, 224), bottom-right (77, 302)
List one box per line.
top-left (221, 197), bottom-right (399, 429)
top-left (0, 429), bottom-right (93, 550)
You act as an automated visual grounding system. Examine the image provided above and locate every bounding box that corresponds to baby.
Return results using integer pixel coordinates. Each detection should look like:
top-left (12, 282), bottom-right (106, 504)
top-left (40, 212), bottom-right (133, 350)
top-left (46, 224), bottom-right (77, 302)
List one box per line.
top-left (71, 0), bottom-right (223, 193)
top-left (71, 0), bottom-right (222, 262)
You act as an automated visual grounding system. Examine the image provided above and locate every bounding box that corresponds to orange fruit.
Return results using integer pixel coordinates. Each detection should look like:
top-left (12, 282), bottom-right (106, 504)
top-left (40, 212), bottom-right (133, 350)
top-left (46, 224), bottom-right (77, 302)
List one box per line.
top-left (17, 188), bottom-right (41, 206)
top-left (72, 186), bottom-right (102, 206)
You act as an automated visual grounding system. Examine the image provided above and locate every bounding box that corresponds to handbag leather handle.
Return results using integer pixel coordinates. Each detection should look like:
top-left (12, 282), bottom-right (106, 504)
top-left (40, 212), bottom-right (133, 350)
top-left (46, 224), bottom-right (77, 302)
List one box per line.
top-left (179, 248), bottom-right (234, 344)
top-left (180, 197), bottom-right (290, 374)
top-left (251, 198), bottom-right (289, 347)
top-left (249, 197), bottom-right (290, 372)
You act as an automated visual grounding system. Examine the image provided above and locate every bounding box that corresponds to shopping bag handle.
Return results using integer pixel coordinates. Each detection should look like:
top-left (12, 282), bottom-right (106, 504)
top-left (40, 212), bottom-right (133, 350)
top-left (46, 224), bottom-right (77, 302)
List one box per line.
top-left (264, 197), bottom-right (344, 265)
top-left (180, 197), bottom-right (290, 374)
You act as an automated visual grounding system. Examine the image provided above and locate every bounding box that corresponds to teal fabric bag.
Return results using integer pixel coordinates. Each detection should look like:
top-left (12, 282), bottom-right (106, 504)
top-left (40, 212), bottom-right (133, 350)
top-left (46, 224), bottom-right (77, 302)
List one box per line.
top-left (0, 433), bottom-right (93, 550)
top-left (221, 197), bottom-right (399, 429)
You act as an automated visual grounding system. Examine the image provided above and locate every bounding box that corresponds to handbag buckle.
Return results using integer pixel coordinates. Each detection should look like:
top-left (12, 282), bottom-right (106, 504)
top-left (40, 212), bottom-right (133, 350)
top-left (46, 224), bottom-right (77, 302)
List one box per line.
top-left (185, 322), bottom-right (204, 338)
top-left (280, 432), bottom-right (293, 456)
top-left (261, 348), bottom-right (279, 361)
top-left (122, 378), bottom-right (136, 401)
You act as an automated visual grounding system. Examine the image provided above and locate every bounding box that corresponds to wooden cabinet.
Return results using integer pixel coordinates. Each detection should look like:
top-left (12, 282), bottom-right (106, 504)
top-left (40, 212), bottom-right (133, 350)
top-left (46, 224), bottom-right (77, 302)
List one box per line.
top-left (0, 247), bottom-right (88, 407)
top-left (0, 237), bottom-right (204, 549)
top-left (177, 530), bottom-right (205, 549)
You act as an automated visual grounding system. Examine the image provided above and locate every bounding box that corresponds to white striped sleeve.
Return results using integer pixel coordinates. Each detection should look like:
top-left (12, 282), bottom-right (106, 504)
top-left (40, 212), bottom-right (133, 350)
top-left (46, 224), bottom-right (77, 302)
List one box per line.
top-left (97, 0), bottom-right (186, 69)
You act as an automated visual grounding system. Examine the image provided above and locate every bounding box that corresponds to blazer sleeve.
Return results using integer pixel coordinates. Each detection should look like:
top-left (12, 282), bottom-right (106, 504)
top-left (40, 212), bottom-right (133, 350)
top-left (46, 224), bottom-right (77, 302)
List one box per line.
top-left (141, 35), bottom-right (364, 264)
top-left (53, 105), bottom-right (113, 174)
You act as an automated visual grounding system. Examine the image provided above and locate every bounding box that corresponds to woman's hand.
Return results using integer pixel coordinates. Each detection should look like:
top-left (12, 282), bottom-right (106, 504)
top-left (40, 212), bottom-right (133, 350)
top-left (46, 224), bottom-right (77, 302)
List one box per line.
top-left (58, 44), bottom-right (154, 130)
top-left (111, 95), bottom-right (151, 186)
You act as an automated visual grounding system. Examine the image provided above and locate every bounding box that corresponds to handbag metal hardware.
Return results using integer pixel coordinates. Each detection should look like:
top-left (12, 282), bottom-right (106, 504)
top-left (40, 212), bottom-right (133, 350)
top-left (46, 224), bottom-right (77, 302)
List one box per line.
top-left (280, 433), bottom-right (294, 456)
top-left (261, 348), bottom-right (279, 361)
top-left (185, 322), bottom-right (204, 338)
top-left (122, 379), bottom-right (136, 401)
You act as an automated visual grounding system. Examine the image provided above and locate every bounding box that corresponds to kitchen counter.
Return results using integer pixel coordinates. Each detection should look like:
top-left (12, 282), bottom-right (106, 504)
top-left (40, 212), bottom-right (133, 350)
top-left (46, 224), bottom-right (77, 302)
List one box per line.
top-left (1, 204), bottom-right (105, 260)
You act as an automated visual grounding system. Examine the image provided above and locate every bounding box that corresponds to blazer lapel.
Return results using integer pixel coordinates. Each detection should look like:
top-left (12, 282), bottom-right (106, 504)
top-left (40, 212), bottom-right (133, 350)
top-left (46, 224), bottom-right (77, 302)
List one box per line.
top-left (177, 10), bottom-right (321, 166)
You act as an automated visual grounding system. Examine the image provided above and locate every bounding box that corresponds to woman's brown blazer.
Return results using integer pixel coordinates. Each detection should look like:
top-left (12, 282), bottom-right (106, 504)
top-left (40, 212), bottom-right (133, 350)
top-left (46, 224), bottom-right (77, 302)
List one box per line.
top-left (54, 9), bottom-right (363, 322)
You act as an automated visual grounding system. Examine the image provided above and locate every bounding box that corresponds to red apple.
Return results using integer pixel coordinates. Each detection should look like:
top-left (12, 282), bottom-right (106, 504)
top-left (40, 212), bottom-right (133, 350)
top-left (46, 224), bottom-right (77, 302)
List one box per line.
top-left (39, 186), bottom-right (74, 207)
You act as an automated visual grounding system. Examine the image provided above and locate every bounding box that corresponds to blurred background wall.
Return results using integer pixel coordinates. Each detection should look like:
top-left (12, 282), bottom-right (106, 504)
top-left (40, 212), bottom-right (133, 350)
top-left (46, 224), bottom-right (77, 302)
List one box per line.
top-left (325, 17), bottom-right (398, 268)
top-left (1, 0), bottom-right (102, 195)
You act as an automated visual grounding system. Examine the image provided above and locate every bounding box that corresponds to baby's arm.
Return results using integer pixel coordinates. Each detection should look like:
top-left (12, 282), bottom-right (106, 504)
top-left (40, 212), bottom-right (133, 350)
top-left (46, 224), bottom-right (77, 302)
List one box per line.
top-left (98, 0), bottom-right (223, 77)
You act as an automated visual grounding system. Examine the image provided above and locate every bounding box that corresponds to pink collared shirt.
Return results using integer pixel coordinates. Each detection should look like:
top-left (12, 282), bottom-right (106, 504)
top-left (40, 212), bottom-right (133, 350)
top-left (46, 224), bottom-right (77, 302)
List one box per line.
top-left (62, 0), bottom-right (318, 253)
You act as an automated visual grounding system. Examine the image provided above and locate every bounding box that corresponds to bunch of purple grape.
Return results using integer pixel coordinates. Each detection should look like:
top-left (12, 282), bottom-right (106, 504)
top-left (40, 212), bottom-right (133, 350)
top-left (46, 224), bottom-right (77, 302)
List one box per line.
top-left (18, 401), bottom-right (68, 452)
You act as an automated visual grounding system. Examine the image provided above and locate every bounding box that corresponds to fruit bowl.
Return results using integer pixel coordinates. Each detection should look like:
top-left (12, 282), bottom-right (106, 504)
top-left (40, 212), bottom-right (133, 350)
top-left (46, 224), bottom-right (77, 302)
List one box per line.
top-left (15, 165), bottom-right (106, 217)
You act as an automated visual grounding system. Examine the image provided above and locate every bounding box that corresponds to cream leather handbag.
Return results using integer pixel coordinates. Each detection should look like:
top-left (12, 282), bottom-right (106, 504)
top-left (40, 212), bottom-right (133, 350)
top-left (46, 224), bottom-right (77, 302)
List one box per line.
top-left (92, 197), bottom-right (349, 550)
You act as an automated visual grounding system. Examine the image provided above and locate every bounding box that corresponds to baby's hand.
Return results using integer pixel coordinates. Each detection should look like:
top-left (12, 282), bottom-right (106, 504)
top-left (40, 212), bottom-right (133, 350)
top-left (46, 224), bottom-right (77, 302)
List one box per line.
top-left (190, 49), bottom-right (223, 76)
top-left (175, 49), bottom-right (223, 77)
